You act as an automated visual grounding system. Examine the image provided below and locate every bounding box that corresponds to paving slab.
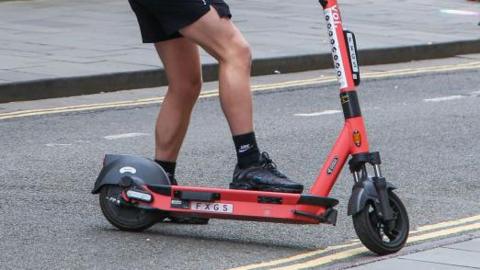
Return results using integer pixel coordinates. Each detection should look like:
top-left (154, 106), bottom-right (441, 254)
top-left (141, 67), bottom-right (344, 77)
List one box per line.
top-left (0, 70), bottom-right (52, 82)
top-left (349, 237), bottom-right (480, 270)
top-left (403, 248), bottom-right (480, 269)
top-left (445, 239), bottom-right (480, 253)
top-left (349, 258), bottom-right (473, 270)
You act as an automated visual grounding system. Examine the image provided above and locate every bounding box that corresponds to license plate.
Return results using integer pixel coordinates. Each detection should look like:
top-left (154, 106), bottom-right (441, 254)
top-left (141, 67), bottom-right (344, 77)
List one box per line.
top-left (190, 202), bottom-right (233, 214)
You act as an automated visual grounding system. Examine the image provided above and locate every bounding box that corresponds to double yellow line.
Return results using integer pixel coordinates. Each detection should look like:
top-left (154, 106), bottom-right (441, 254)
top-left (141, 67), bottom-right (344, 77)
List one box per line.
top-left (229, 214), bottom-right (480, 270)
top-left (1, 61), bottom-right (480, 121)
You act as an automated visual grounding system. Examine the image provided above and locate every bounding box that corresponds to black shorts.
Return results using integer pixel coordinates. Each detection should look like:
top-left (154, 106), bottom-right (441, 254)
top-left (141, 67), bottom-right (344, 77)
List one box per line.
top-left (128, 0), bottom-right (232, 43)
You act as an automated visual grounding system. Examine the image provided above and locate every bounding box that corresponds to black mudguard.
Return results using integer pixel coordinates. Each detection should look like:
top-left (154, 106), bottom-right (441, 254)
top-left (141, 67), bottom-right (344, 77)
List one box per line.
top-left (347, 177), bottom-right (396, 216)
top-left (91, 154), bottom-right (171, 194)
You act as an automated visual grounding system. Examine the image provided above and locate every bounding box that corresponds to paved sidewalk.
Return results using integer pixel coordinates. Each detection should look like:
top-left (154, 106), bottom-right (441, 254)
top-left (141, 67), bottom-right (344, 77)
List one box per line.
top-left (350, 238), bottom-right (480, 270)
top-left (0, 0), bottom-right (479, 101)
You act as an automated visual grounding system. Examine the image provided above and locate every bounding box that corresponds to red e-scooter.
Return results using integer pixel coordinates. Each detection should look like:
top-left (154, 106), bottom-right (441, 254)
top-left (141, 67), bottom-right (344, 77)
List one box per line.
top-left (92, 0), bottom-right (409, 255)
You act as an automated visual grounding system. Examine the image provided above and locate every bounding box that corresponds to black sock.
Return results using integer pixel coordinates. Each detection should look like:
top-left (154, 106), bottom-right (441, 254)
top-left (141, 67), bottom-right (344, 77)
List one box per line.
top-left (233, 132), bottom-right (261, 168)
top-left (155, 160), bottom-right (176, 179)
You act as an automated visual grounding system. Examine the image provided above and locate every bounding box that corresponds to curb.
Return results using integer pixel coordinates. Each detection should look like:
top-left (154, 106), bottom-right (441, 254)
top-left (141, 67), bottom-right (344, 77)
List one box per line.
top-left (1, 38), bottom-right (480, 103)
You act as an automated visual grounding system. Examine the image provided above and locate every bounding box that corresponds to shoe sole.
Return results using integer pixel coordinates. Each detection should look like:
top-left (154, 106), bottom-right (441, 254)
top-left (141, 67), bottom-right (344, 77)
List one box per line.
top-left (229, 182), bottom-right (303, 194)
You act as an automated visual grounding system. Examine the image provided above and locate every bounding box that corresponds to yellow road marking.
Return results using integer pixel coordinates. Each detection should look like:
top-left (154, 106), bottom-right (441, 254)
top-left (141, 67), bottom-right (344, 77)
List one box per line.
top-left (229, 214), bottom-right (480, 270)
top-left (1, 61), bottom-right (480, 121)
top-left (273, 247), bottom-right (366, 270)
top-left (227, 243), bottom-right (359, 270)
top-left (415, 215), bottom-right (480, 233)
top-left (0, 97), bottom-right (163, 117)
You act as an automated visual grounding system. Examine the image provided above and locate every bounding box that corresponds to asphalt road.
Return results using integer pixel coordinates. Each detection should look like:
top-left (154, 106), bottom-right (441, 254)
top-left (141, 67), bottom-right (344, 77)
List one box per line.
top-left (0, 67), bottom-right (479, 269)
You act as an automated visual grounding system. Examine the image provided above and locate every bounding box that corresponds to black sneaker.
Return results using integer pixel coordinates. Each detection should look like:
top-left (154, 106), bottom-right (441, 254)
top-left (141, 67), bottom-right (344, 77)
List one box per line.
top-left (166, 175), bottom-right (209, 225)
top-left (230, 152), bottom-right (304, 194)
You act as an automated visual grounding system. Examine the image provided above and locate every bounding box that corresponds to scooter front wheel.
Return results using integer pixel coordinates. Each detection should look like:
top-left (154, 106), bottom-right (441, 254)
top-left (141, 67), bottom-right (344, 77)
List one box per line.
top-left (352, 191), bottom-right (409, 255)
top-left (99, 185), bottom-right (162, 232)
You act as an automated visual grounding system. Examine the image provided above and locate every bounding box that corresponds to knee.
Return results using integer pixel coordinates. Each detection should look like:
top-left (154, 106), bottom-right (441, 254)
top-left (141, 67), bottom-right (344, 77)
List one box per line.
top-left (169, 76), bottom-right (202, 102)
top-left (222, 39), bottom-right (252, 70)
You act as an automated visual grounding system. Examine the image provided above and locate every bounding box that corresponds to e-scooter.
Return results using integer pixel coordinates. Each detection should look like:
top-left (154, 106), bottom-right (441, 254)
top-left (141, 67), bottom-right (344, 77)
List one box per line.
top-left (92, 0), bottom-right (409, 255)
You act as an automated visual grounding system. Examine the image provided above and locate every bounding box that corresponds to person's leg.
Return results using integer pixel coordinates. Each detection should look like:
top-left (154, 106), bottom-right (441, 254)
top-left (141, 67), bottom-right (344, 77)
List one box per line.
top-left (179, 8), bottom-right (261, 169)
top-left (153, 37), bottom-right (202, 178)
top-left (179, 7), bottom-right (303, 193)
top-left (179, 8), bottom-right (252, 136)
top-left (155, 38), bottom-right (211, 224)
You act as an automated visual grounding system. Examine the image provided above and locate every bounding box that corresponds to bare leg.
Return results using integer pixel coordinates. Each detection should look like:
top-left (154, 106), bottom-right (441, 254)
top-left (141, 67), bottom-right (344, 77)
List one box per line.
top-left (180, 8), bottom-right (253, 135)
top-left (154, 38), bottom-right (202, 161)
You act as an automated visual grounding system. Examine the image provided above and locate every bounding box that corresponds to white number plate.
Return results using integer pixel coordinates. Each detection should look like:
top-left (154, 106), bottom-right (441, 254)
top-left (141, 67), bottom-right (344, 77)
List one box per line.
top-left (190, 202), bottom-right (233, 214)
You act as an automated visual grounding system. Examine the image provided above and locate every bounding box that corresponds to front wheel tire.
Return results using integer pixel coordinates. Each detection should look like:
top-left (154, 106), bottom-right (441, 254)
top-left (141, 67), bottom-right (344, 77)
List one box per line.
top-left (352, 191), bottom-right (409, 255)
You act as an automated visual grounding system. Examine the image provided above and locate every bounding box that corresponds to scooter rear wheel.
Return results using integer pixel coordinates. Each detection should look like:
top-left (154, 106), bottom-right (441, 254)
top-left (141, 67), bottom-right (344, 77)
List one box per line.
top-left (99, 185), bottom-right (162, 232)
top-left (352, 191), bottom-right (409, 255)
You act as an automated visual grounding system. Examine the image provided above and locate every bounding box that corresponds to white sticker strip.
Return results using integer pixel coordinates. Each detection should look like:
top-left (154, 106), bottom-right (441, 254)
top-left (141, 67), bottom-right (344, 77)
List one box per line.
top-left (324, 6), bottom-right (347, 89)
top-left (104, 133), bottom-right (150, 140)
top-left (346, 32), bottom-right (359, 73)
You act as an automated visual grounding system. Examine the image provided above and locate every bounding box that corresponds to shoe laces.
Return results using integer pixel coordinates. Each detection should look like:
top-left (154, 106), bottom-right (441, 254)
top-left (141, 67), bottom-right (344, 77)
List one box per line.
top-left (260, 152), bottom-right (287, 178)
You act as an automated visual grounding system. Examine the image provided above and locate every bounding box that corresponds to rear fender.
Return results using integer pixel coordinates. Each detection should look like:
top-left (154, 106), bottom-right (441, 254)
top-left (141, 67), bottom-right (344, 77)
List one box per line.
top-left (91, 154), bottom-right (170, 194)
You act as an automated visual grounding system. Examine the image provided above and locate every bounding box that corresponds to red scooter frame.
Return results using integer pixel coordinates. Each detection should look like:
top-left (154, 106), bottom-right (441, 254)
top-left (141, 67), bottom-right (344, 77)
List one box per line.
top-left (93, 0), bottom-right (409, 255)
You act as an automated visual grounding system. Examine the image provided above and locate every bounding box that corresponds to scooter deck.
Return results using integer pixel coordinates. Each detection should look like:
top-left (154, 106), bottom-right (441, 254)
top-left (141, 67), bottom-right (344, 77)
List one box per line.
top-left (139, 184), bottom-right (339, 224)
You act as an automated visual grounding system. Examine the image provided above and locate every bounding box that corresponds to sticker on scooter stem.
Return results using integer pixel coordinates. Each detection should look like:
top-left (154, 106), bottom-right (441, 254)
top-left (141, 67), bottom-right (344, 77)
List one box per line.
top-left (327, 156), bottom-right (339, 175)
top-left (191, 202), bottom-right (233, 214)
top-left (324, 5), bottom-right (347, 89)
top-left (353, 130), bottom-right (362, 147)
top-left (341, 93), bottom-right (349, 104)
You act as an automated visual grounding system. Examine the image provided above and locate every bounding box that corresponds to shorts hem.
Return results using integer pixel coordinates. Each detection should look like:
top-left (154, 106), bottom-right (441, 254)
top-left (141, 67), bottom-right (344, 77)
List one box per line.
top-left (142, 33), bottom-right (183, 44)
top-left (144, 4), bottom-right (232, 43)
top-left (133, 1), bottom-right (232, 43)
top-left (166, 5), bottom-right (211, 37)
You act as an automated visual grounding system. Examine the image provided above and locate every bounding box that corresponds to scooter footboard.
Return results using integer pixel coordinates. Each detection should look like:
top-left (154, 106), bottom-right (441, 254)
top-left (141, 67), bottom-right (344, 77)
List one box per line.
top-left (144, 185), bottom-right (338, 224)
